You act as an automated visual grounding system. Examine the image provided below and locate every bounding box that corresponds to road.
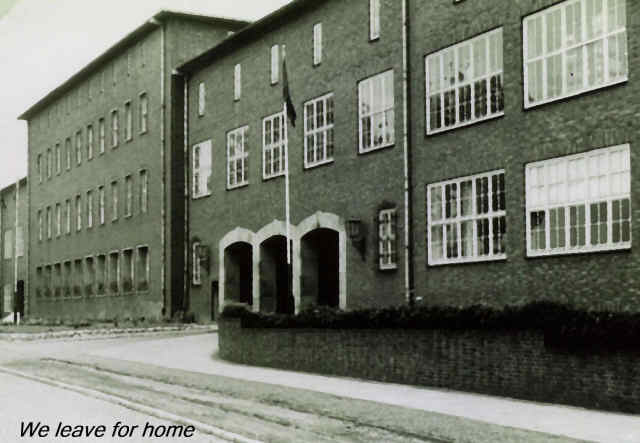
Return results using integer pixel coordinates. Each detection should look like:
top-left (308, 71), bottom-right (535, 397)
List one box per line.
top-left (0, 371), bottom-right (226, 443)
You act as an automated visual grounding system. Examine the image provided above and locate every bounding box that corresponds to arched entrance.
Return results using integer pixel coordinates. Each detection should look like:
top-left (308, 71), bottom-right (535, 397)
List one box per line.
top-left (300, 228), bottom-right (339, 310)
top-left (260, 235), bottom-right (293, 314)
top-left (223, 242), bottom-right (253, 306)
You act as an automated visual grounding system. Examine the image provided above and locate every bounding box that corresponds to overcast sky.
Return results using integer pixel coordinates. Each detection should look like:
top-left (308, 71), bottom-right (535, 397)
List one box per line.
top-left (0, 0), bottom-right (291, 189)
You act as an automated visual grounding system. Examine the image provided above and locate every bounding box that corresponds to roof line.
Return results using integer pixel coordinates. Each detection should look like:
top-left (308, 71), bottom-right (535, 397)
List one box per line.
top-left (18, 10), bottom-right (250, 121)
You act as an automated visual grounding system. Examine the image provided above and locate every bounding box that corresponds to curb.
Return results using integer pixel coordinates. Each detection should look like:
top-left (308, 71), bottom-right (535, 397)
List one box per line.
top-left (0, 366), bottom-right (261, 443)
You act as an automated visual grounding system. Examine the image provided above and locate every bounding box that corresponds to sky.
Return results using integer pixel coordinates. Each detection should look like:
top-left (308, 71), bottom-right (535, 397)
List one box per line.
top-left (0, 0), bottom-right (291, 189)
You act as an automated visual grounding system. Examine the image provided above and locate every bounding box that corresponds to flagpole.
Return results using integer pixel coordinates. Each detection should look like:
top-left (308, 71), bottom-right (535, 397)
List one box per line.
top-left (283, 45), bottom-right (292, 313)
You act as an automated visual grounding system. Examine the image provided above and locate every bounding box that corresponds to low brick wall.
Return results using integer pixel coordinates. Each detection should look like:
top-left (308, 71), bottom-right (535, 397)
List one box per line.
top-left (219, 318), bottom-right (640, 413)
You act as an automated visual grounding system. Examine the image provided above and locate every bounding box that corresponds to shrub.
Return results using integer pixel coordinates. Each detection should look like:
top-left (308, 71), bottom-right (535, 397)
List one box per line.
top-left (221, 302), bottom-right (252, 319)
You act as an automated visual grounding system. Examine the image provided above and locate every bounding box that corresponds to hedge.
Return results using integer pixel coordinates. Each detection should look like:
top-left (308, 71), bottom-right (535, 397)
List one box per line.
top-left (221, 301), bottom-right (640, 352)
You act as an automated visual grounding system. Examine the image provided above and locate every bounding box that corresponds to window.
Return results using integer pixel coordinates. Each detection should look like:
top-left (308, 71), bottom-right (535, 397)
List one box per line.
top-left (524, 0), bottom-right (627, 108)
top-left (198, 83), bottom-right (205, 116)
top-left (75, 195), bottom-right (82, 231)
top-left (234, 64), bottom-right (242, 100)
top-left (73, 259), bottom-right (83, 296)
top-left (125, 175), bottom-right (133, 217)
top-left (85, 256), bottom-right (95, 296)
top-left (108, 252), bottom-right (119, 294)
top-left (65, 138), bottom-right (72, 170)
top-left (97, 255), bottom-right (106, 295)
top-left (263, 112), bottom-right (286, 179)
top-left (37, 154), bottom-right (43, 183)
top-left (111, 110), bottom-right (119, 148)
top-left (75, 131), bottom-right (82, 165)
top-left (3, 230), bottom-right (12, 259)
top-left (358, 70), bottom-right (394, 152)
top-left (139, 93), bottom-right (148, 134)
top-left (526, 144), bottom-right (630, 256)
top-left (87, 190), bottom-right (93, 228)
top-left (192, 141), bottom-right (212, 198)
top-left (139, 41), bottom-right (146, 68)
top-left (87, 125), bottom-right (94, 160)
top-left (378, 208), bottom-right (397, 270)
top-left (111, 181), bottom-right (119, 221)
top-left (271, 45), bottom-right (279, 84)
top-left (63, 261), bottom-right (71, 297)
top-left (47, 148), bottom-right (52, 178)
top-left (304, 93), bottom-right (334, 167)
top-left (65, 199), bottom-right (71, 234)
top-left (192, 241), bottom-right (201, 285)
top-left (99, 118), bottom-right (105, 153)
top-left (55, 143), bottom-right (61, 174)
top-left (313, 23), bottom-right (323, 65)
top-left (426, 28), bottom-right (504, 134)
top-left (136, 246), bottom-right (149, 291)
top-left (55, 203), bottom-right (61, 237)
top-left (124, 101), bottom-right (132, 141)
top-left (98, 186), bottom-right (105, 225)
top-left (54, 263), bottom-right (62, 297)
top-left (139, 170), bottom-right (148, 213)
top-left (227, 126), bottom-right (249, 189)
top-left (428, 170), bottom-right (507, 265)
top-left (122, 249), bottom-right (134, 293)
top-left (370, 0), bottom-right (381, 40)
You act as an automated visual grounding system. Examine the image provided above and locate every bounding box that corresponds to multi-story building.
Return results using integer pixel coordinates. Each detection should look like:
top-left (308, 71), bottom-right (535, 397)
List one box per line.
top-left (0, 178), bottom-right (28, 322)
top-left (19, 11), bottom-right (248, 321)
top-left (179, 0), bottom-right (639, 321)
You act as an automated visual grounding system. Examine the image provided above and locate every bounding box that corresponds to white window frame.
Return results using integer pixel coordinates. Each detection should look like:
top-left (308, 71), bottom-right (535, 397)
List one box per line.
top-left (192, 140), bottom-right (212, 199)
top-left (125, 175), bottom-right (133, 217)
top-left (55, 203), bottom-right (61, 237)
top-left (111, 109), bottom-right (119, 148)
top-left (65, 199), bottom-right (71, 234)
top-left (427, 169), bottom-right (507, 265)
top-left (38, 210), bottom-right (43, 241)
top-left (98, 185), bottom-right (105, 225)
top-left (111, 181), bottom-right (119, 221)
top-left (87, 125), bottom-right (94, 160)
top-left (262, 112), bottom-right (287, 179)
top-left (98, 118), bottom-right (105, 154)
top-left (234, 64), bottom-right (242, 101)
top-left (425, 28), bottom-right (504, 135)
top-left (124, 100), bottom-right (133, 141)
top-left (139, 169), bottom-right (148, 213)
top-left (378, 208), bottom-right (398, 270)
top-left (75, 195), bottom-right (82, 231)
top-left (86, 190), bottom-right (93, 228)
top-left (75, 131), bottom-right (82, 165)
top-left (227, 126), bottom-right (249, 189)
top-left (313, 23), bottom-right (323, 65)
top-left (370, 0), bottom-right (381, 40)
top-left (65, 138), bottom-right (72, 170)
top-left (271, 45), bottom-right (280, 84)
top-left (358, 70), bottom-right (395, 153)
top-left (523, 0), bottom-right (628, 109)
top-left (139, 92), bottom-right (148, 134)
top-left (525, 144), bottom-right (631, 257)
top-left (55, 143), bottom-right (61, 174)
top-left (198, 83), bottom-right (205, 117)
top-left (304, 93), bottom-right (335, 168)
top-left (192, 241), bottom-right (201, 285)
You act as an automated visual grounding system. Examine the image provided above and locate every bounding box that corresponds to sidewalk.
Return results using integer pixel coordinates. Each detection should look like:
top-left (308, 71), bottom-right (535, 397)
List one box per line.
top-left (89, 333), bottom-right (640, 443)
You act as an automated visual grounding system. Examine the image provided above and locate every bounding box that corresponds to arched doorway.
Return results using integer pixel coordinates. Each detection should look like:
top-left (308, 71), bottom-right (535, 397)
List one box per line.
top-left (260, 235), bottom-right (293, 314)
top-left (300, 228), bottom-right (339, 310)
top-left (224, 242), bottom-right (253, 306)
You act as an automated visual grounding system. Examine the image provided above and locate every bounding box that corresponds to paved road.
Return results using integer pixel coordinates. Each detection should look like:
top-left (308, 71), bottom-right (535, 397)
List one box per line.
top-left (0, 348), bottom-right (226, 443)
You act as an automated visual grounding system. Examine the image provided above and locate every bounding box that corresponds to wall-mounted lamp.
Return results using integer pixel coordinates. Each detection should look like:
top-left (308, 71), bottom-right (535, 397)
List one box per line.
top-left (347, 218), bottom-right (366, 260)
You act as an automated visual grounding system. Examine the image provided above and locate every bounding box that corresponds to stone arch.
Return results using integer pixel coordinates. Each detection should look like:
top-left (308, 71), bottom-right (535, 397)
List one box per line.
top-left (219, 228), bottom-right (255, 313)
top-left (296, 212), bottom-right (347, 311)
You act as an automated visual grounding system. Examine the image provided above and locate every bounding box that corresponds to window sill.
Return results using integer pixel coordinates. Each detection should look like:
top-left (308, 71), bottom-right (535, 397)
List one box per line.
top-left (359, 141), bottom-right (395, 155)
top-left (524, 77), bottom-right (628, 110)
top-left (192, 192), bottom-right (212, 200)
top-left (263, 171), bottom-right (286, 181)
top-left (428, 255), bottom-right (507, 267)
top-left (379, 264), bottom-right (398, 272)
top-left (125, 137), bottom-right (133, 143)
top-left (427, 112), bottom-right (504, 136)
top-left (527, 243), bottom-right (630, 258)
top-left (227, 182), bottom-right (249, 191)
top-left (139, 130), bottom-right (148, 135)
top-left (304, 158), bottom-right (334, 170)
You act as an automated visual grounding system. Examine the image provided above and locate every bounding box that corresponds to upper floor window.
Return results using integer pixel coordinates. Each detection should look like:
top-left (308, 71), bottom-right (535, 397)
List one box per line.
top-left (111, 181), bottom-right (119, 221)
top-left (98, 118), bottom-right (105, 154)
top-left (55, 143), bottom-right (61, 174)
top-left (192, 140), bottom-right (212, 198)
top-left (86, 190), bottom-right (93, 228)
top-left (111, 109), bottom-right (119, 148)
top-left (55, 203), bottom-right (61, 237)
top-left (526, 144), bottom-right (630, 256)
top-left (263, 112), bottom-right (286, 179)
top-left (98, 185), bottom-right (105, 225)
top-left (524, 0), bottom-right (627, 108)
top-left (87, 125), bottom-right (94, 160)
top-left (370, 0), bottom-right (381, 40)
top-left (65, 199), bottom-right (71, 234)
top-left (75, 195), bottom-right (82, 231)
top-left (37, 210), bottom-right (43, 241)
top-left (37, 154), bottom-right (43, 183)
top-left (124, 101), bottom-right (133, 141)
top-left (427, 170), bottom-right (506, 265)
top-left (46, 148), bottom-right (52, 179)
top-left (75, 131), bottom-right (82, 165)
top-left (313, 23), bottom-right (323, 65)
top-left (271, 45), bottom-right (280, 84)
top-left (227, 126), bottom-right (249, 189)
top-left (426, 28), bottom-right (504, 134)
top-left (192, 241), bottom-right (201, 285)
top-left (125, 175), bottom-right (133, 217)
top-left (378, 208), bottom-right (397, 270)
top-left (234, 64), bottom-right (242, 101)
top-left (65, 138), bottom-right (72, 170)
top-left (139, 93), bottom-right (148, 134)
top-left (358, 70), bottom-right (394, 153)
top-left (198, 83), bottom-right (205, 116)
top-left (304, 93), bottom-right (334, 167)
top-left (139, 169), bottom-right (148, 213)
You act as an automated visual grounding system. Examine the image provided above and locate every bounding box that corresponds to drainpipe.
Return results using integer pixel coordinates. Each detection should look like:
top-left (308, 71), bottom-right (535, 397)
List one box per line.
top-left (401, 0), bottom-right (414, 305)
top-left (176, 69), bottom-right (190, 314)
top-left (0, 195), bottom-right (3, 315)
top-left (14, 180), bottom-right (19, 323)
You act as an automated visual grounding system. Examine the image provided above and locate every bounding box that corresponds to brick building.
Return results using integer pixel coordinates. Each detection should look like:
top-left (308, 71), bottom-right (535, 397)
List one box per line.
top-left (178, 0), bottom-right (639, 321)
top-left (0, 178), bottom-right (28, 322)
top-left (19, 11), bottom-right (247, 321)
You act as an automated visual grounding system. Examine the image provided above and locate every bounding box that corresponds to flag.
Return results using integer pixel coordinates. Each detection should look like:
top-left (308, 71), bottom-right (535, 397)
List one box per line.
top-left (282, 49), bottom-right (297, 127)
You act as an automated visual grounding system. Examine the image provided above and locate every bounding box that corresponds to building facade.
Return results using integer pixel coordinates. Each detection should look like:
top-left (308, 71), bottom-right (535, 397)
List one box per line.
top-left (20, 11), bottom-right (247, 321)
top-left (0, 179), bottom-right (28, 322)
top-left (179, 0), bottom-right (639, 321)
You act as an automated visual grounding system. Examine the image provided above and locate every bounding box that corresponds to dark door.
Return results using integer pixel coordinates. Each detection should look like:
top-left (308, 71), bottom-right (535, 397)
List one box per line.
top-left (211, 280), bottom-right (219, 321)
